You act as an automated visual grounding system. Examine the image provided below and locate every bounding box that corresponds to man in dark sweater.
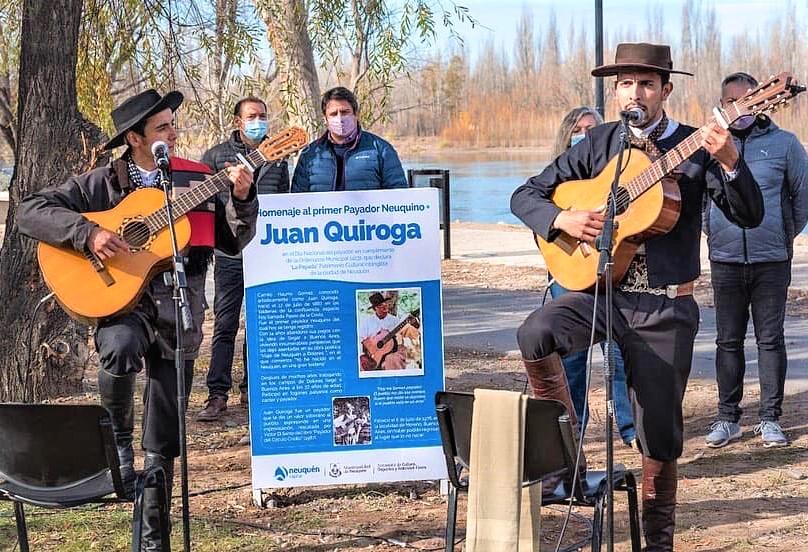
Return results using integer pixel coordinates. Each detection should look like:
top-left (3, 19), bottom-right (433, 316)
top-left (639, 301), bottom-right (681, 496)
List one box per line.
top-left (511, 44), bottom-right (763, 551)
top-left (197, 96), bottom-right (290, 422)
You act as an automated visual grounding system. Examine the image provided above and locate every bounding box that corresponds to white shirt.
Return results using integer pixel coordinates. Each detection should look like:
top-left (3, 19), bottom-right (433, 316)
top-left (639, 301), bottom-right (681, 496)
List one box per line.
top-left (359, 312), bottom-right (402, 340)
top-left (136, 164), bottom-right (160, 188)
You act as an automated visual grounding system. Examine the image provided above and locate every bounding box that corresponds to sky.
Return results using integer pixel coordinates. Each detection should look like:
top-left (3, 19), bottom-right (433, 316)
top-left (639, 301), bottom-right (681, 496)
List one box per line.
top-left (431, 0), bottom-right (807, 62)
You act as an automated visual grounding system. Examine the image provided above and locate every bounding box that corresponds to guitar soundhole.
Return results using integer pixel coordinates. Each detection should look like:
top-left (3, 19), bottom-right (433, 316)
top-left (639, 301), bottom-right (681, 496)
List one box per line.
top-left (609, 187), bottom-right (631, 215)
top-left (121, 220), bottom-right (151, 249)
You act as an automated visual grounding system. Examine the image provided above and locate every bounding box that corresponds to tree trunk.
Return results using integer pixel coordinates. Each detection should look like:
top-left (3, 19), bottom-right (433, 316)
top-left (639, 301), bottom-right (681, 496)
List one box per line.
top-left (256, 0), bottom-right (321, 136)
top-left (0, 0), bottom-right (105, 402)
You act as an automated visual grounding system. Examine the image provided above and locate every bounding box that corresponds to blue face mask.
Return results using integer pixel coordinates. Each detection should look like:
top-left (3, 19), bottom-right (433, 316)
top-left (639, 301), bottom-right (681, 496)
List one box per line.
top-left (570, 133), bottom-right (585, 147)
top-left (243, 119), bottom-right (268, 142)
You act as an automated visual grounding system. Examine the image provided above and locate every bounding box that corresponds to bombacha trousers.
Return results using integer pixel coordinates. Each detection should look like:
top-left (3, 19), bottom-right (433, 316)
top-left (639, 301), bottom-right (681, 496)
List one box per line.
top-left (517, 289), bottom-right (699, 461)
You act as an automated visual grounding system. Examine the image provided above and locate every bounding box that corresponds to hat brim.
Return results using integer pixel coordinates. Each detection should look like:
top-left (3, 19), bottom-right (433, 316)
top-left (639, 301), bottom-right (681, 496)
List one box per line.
top-left (368, 298), bottom-right (392, 309)
top-left (591, 63), bottom-right (693, 77)
top-left (103, 91), bottom-right (184, 150)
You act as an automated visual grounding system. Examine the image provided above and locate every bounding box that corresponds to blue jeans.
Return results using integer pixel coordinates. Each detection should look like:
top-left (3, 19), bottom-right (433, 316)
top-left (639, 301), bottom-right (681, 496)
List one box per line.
top-left (206, 255), bottom-right (248, 399)
top-left (549, 282), bottom-right (636, 444)
top-left (711, 260), bottom-right (790, 422)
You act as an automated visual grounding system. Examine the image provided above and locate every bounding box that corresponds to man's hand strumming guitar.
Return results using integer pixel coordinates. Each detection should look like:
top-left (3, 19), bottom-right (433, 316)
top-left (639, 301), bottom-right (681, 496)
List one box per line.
top-left (552, 210), bottom-right (606, 244)
top-left (87, 227), bottom-right (129, 260)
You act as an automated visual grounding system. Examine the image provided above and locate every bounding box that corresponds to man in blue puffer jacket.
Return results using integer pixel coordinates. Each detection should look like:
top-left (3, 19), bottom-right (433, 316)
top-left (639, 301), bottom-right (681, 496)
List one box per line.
top-left (704, 72), bottom-right (808, 449)
top-left (292, 86), bottom-right (407, 192)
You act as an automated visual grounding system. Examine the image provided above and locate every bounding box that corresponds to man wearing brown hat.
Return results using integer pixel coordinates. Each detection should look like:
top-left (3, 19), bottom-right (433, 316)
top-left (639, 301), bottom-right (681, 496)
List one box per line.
top-left (18, 89), bottom-right (258, 549)
top-left (510, 43), bottom-right (763, 550)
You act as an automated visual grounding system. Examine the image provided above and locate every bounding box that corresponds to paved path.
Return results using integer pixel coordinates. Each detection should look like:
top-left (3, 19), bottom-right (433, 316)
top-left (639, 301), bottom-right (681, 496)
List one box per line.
top-left (441, 223), bottom-right (808, 393)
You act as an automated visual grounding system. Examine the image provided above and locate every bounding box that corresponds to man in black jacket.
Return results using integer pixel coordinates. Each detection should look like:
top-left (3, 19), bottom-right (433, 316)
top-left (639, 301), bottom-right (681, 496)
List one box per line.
top-left (197, 96), bottom-right (290, 422)
top-left (18, 89), bottom-right (258, 550)
top-left (511, 44), bottom-right (763, 551)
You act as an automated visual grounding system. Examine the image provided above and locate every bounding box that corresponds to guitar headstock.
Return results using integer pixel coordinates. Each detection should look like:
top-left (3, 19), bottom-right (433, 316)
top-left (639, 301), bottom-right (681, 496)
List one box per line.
top-left (720, 72), bottom-right (806, 125)
top-left (258, 126), bottom-right (309, 162)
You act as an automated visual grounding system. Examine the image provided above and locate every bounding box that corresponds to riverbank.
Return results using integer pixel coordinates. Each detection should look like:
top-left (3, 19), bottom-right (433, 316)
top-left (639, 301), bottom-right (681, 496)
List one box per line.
top-left (388, 135), bottom-right (554, 158)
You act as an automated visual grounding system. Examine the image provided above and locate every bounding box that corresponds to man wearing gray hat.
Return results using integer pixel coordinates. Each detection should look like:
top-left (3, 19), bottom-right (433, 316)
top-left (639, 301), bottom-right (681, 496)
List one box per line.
top-left (18, 89), bottom-right (258, 549)
top-left (511, 43), bottom-right (763, 550)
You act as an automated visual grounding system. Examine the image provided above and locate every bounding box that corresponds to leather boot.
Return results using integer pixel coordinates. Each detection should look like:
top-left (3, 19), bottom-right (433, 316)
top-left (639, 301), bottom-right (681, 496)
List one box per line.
top-left (523, 354), bottom-right (587, 494)
top-left (141, 451), bottom-right (174, 552)
top-left (641, 457), bottom-right (677, 552)
top-left (98, 369), bottom-right (136, 499)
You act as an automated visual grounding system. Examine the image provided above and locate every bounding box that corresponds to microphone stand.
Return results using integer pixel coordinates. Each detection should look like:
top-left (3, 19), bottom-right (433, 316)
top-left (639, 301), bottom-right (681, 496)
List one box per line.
top-left (157, 160), bottom-right (193, 552)
top-left (595, 115), bottom-right (630, 552)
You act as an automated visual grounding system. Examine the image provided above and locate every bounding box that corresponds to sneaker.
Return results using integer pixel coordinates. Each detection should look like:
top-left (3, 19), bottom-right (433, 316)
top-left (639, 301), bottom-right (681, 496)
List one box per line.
top-left (705, 420), bottom-right (742, 448)
top-left (754, 420), bottom-right (789, 448)
top-left (197, 396), bottom-right (227, 422)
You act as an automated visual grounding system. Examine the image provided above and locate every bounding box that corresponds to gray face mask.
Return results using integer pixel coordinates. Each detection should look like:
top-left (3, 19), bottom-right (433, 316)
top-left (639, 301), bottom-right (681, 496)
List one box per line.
top-left (730, 114), bottom-right (756, 130)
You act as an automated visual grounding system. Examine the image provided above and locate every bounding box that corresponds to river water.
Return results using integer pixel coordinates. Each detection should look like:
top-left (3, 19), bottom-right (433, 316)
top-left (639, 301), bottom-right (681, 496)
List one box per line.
top-left (403, 150), bottom-right (548, 225)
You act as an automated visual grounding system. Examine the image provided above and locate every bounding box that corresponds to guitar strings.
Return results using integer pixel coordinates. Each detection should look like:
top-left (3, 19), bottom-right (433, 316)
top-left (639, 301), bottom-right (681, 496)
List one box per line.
top-left (117, 150), bottom-right (266, 245)
top-left (602, 84), bottom-right (785, 225)
top-left (113, 131), bottom-right (307, 245)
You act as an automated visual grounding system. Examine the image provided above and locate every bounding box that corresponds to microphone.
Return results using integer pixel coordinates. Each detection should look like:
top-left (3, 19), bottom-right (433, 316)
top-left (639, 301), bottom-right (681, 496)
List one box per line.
top-left (619, 107), bottom-right (646, 125)
top-left (151, 141), bottom-right (170, 169)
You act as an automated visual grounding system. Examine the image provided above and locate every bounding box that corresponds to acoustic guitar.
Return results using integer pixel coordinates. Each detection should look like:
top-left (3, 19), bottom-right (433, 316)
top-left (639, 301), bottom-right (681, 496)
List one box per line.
top-left (37, 127), bottom-right (308, 324)
top-left (361, 309), bottom-right (421, 369)
top-left (537, 72), bottom-right (805, 291)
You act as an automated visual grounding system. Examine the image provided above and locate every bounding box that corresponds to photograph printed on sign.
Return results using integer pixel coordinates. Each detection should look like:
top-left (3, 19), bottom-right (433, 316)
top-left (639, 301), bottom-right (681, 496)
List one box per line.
top-left (356, 288), bottom-right (423, 378)
top-left (332, 396), bottom-right (372, 446)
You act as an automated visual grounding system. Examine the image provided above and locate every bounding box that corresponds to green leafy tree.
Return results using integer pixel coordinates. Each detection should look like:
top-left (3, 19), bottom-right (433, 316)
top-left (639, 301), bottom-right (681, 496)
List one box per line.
top-left (322, 1), bottom-right (474, 126)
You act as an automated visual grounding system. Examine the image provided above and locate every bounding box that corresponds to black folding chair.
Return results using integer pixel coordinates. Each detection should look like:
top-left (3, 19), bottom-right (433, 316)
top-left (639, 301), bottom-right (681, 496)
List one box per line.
top-left (435, 390), bottom-right (641, 552)
top-left (0, 403), bottom-right (171, 552)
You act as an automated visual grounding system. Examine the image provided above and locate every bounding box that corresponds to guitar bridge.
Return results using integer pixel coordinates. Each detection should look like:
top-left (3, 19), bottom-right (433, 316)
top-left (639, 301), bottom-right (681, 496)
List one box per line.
top-left (84, 249), bottom-right (115, 287)
top-left (554, 232), bottom-right (579, 255)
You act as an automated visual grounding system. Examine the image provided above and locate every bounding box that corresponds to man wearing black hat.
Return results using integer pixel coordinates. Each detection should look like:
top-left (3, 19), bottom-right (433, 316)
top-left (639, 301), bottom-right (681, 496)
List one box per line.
top-left (510, 43), bottom-right (763, 550)
top-left (18, 89), bottom-right (258, 550)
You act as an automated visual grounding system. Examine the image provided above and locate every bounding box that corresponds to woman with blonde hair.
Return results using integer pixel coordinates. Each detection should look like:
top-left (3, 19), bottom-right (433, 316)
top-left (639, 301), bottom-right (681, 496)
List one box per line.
top-left (551, 106), bottom-right (604, 158)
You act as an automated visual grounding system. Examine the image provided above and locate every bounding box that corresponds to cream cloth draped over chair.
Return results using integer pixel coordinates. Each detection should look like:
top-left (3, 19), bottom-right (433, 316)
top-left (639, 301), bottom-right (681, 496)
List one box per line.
top-left (465, 389), bottom-right (541, 552)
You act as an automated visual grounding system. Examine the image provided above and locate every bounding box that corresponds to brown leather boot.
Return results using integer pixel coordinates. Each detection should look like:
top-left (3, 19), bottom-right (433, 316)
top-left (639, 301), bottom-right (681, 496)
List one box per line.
top-left (523, 354), bottom-right (587, 495)
top-left (641, 457), bottom-right (677, 551)
top-left (523, 353), bottom-right (581, 431)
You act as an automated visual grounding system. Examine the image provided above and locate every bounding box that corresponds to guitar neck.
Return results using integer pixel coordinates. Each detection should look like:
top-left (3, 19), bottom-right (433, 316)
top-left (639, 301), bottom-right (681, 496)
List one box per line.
top-left (142, 148), bottom-right (266, 231)
top-left (625, 119), bottom-right (714, 200)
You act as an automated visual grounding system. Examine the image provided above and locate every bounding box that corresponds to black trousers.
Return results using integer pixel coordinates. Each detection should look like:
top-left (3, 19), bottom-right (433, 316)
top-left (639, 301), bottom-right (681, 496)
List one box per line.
top-left (95, 313), bottom-right (194, 458)
top-left (206, 255), bottom-right (248, 399)
top-left (711, 260), bottom-right (791, 422)
top-left (517, 290), bottom-right (699, 461)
